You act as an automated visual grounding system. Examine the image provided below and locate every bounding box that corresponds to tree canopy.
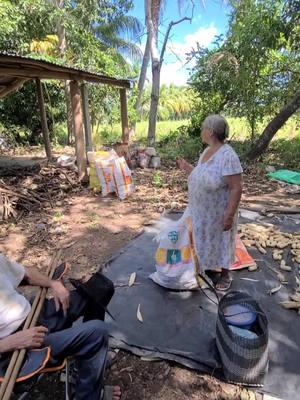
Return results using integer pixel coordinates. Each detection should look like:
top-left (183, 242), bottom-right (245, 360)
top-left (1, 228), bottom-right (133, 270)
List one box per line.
top-left (0, 0), bottom-right (142, 144)
top-left (189, 0), bottom-right (300, 142)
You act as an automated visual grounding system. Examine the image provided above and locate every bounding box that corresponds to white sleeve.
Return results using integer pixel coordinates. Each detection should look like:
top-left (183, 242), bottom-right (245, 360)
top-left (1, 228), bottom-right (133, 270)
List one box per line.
top-left (0, 254), bottom-right (26, 288)
top-left (222, 150), bottom-right (243, 176)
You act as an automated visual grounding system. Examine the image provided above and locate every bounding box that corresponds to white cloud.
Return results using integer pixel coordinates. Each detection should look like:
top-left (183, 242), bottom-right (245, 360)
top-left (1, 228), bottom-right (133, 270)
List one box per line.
top-left (167, 24), bottom-right (218, 60)
top-left (160, 61), bottom-right (188, 86)
top-left (159, 24), bottom-right (218, 85)
top-left (139, 24), bottom-right (218, 86)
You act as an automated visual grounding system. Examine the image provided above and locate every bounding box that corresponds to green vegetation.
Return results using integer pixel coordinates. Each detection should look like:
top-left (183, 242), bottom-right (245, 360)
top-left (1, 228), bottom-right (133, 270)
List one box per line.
top-left (137, 85), bottom-right (194, 122)
top-left (0, 0), bottom-right (141, 145)
top-left (152, 171), bottom-right (164, 187)
top-left (152, 117), bottom-right (299, 169)
top-left (90, 116), bottom-right (299, 169)
top-left (188, 0), bottom-right (300, 159)
top-left (0, 0), bottom-right (299, 168)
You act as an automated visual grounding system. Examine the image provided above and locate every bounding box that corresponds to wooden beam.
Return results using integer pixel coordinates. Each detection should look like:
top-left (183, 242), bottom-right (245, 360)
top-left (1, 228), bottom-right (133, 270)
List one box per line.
top-left (120, 88), bottom-right (129, 143)
top-left (70, 80), bottom-right (88, 181)
top-left (80, 83), bottom-right (93, 152)
top-left (35, 78), bottom-right (52, 160)
top-left (0, 78), bottom-right (28, 98)
top-left (0, 67), bottom-right (130, 88)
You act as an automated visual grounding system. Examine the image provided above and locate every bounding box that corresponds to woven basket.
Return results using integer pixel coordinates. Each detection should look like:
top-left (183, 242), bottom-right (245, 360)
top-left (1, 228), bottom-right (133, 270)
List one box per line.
top-left (216, 291), bottom-right (269, 386)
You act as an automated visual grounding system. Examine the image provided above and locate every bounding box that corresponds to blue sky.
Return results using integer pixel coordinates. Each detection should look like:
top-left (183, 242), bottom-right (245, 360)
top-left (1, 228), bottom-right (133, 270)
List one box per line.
top-left (131, 1), bottom-right (231, 85)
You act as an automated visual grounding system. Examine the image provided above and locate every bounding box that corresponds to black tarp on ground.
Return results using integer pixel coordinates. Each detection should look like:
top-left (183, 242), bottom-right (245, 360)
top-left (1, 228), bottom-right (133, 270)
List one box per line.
top-left (105, 213), bottom-right (300, 400)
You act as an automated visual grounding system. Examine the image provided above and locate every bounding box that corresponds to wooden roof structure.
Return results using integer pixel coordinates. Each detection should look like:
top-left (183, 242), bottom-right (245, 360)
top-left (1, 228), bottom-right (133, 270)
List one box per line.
top-left (0, 54), bottom-right (131, 181)
top-left (0, 53), bottom-right (131, 98)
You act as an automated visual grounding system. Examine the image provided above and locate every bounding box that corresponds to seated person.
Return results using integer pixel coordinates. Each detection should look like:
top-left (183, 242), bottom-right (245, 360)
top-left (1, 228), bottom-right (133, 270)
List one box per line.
top-left (0, 253), bottom-right (121, 400)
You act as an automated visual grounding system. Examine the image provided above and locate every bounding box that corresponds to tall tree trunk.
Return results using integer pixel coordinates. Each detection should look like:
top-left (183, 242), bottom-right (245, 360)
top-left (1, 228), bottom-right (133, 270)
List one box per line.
top-left (148, 60), bottom-right (161, 146)
top-left (246, 90), bottom-right (300, 160)
top-left (135, 36), bottom-right (151, 117)
top-left (145, 0), bottom-right (191, 146)
top-left (145, 0), bottom-right (161, 146)
top-left (54, 0), bottom-right (73, 144)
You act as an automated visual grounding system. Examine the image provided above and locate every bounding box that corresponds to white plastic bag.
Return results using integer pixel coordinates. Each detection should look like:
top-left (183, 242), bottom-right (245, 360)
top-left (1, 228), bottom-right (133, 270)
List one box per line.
top-left (150, 210), bottom-right (199, 290)
top-left (95, 156), bottom-right (134, 200)
top-left (150, 208), bottom-right (257, 290)
top-left (95, 159), bottom-right (115, 197)
top-left (111, 157), bottom-right (135, 200)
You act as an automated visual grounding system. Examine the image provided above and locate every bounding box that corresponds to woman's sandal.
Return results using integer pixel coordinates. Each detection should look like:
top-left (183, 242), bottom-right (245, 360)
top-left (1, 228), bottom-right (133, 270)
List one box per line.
top-left (215, 274), bottom-right (232, 292)
top-left (100, 386), bottom-right (122, 400)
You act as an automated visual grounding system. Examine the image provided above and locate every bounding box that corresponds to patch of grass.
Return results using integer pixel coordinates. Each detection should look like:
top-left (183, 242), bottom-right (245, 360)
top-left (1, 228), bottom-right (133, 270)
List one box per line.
top-left (53, 211), bottom-right (64, 221)
top-left (227, 116), bottom-right (299, 141)
top-left (87, 222), bottom-right (102, 232)
top-left (92, 119), bottom-right (189, 149)
top-left (157, 128), bottom-right (203, 162)
top-left (135, 120), bottom-right (189, 143)
top-left (53, 123), bottom-right (68, 146)
top-left (152, 171), bottom-right (164, 187)
top-left (266, 136), bottom-right (300, 169)
top-left (86, 211), bottom-right (100, 223)
top-left (50, 115), bottom-right (298, 169)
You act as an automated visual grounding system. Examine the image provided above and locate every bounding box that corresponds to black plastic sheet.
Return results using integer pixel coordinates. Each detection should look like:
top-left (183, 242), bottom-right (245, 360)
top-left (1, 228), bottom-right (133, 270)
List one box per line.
top-left (105, 213), bottom-right (300, 400)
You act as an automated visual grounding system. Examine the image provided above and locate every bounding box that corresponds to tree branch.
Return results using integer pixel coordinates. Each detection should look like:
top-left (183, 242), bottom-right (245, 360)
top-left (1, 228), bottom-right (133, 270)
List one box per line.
top-left (160, 16), bottom-right (192, 64)
top-left (167, 43), bottom-right (185, 63)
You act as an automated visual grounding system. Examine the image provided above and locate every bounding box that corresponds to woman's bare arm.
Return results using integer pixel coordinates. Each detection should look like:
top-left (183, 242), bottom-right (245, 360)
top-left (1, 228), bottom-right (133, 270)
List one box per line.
top-left (223, 174), bottom-right (243, 231)
top-left (177, 158), bottom-right (194, 174)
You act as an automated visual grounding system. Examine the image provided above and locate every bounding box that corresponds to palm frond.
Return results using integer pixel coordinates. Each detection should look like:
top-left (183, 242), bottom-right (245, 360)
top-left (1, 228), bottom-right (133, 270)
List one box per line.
top-left (95, 15), bottom-right (143, 43)
top-left (98, 35), bottom-right (143, 62)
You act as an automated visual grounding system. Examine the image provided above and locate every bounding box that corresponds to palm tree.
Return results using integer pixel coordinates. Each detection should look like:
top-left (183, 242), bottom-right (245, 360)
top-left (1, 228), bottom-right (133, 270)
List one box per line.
top-left (138, 84), bottom-right (195, 121)
top-left (94, 15), bottom-right (143, 64)
top-left (145, 0), bottom-right (195, 145)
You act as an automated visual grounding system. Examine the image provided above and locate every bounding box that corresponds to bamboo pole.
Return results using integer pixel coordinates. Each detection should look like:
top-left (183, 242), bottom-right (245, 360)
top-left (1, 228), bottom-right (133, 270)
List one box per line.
top-left (0, 250), bottom-right (62, 400)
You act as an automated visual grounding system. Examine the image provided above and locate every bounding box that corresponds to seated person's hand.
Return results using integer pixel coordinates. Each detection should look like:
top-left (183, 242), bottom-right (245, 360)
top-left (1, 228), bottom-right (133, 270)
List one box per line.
top-left (51, 280), bottom-right (70, 315)
top-left (8, 326), bottom-right (48, 350)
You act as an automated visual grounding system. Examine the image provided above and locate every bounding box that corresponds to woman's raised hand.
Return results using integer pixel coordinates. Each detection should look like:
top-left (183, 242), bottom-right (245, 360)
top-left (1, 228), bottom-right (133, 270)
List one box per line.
top-left (177, 158), bottom-right (193, 172)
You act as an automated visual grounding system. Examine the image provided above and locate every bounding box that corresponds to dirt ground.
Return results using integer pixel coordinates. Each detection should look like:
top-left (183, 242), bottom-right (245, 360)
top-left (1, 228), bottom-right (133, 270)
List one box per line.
top-left (2, 154), bottom-right (299, 400)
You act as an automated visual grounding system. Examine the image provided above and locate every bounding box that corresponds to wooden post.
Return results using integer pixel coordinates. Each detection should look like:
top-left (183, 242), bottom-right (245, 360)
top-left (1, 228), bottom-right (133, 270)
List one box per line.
top-left (120, 88), bottom-right (129, 143)
top-left (35, 78), bottom-right (52, 160)
top-left (81, 83), bottom-right (93, 152)
top-left (70, 80), bottom-right (88, 181)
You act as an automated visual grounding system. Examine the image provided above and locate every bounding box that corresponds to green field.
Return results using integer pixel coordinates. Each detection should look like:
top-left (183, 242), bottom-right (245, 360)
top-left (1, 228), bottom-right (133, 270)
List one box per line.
top-left (91, 116), bottom-right (298, 146)
top-left (22, 116), bottom-right (300, 169)
top-left (91, 119), bottom-right (189, 148)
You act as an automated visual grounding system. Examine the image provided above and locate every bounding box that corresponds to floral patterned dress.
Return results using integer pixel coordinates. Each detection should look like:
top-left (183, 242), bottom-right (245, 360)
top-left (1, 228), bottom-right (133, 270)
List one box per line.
top-left (188, 144), bottom-right (243, 271)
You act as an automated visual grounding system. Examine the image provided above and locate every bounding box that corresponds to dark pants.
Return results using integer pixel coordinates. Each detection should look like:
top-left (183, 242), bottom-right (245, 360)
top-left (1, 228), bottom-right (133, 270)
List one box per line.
top-left (40, 290), bottom-right (108, 400)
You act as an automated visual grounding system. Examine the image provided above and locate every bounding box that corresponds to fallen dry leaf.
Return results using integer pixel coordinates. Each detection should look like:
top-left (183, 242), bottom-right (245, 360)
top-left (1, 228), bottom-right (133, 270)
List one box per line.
top-left (268, 284), bottom-right (282, 295)
top-left (137, 304), bottom-right (143, 323)
top-left (248, 265), bottom-right (258, 272)
top-left (129, 272), bottom-right (136, 287)
top-left (62, 240), bottom-right (77, 249)
top-left (240, 278), bottom-right (259, 282)
top-left (277, 271), bottom-right (288, 284)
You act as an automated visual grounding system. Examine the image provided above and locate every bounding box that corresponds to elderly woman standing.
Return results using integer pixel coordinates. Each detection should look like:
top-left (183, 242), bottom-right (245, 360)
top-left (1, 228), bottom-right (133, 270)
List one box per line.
top-left (178, 115), bottom-right (243, 291)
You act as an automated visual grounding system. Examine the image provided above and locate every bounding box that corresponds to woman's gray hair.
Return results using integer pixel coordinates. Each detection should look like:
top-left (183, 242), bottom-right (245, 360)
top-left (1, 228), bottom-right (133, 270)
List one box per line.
top-left (202, 114), bottom-right (229, 142)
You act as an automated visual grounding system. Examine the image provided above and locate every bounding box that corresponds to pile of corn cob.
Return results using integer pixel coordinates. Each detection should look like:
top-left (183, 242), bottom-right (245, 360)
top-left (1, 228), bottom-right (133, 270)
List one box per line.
top-left (239, 223), bottom-right (300, 265)
top-left (281, 277), bottom-right (300, 313)
top-left (239, 223), bottom-right (300, 312)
